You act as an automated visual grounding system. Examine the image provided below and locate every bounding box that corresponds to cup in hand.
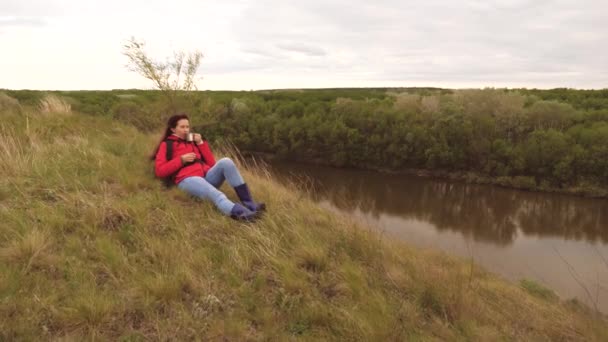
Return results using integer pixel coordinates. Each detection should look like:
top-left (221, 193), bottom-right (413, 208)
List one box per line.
top-left (186, 133), bottom-right (195, 142)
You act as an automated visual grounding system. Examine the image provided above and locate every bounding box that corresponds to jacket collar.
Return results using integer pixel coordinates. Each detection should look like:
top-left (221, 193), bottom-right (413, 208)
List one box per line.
top-left (167, 134), bottom-right (186, 142)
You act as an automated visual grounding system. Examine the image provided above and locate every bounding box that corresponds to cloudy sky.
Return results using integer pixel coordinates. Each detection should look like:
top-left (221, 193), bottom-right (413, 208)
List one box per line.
top-left (1, 0), bottom-right (606, 90)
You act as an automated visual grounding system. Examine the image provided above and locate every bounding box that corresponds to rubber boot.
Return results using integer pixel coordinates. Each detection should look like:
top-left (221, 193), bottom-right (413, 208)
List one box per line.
top-left (234, 183), bottom-right (266, 212)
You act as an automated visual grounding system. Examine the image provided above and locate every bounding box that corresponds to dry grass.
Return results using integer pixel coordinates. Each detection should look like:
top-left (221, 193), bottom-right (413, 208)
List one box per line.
top-left (38, 94), bottom-right (72, 115)
top-left (0, 129), bottom-right (31, 176)
top-left (0, 229), bottom-right (53, 274)
top-left (0, 92), bottom-right (21, 112)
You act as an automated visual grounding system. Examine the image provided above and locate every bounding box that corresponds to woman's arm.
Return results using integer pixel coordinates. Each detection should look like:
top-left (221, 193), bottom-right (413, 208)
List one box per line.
top-left (197, 141), bottom-right (216, 167)
top-left (155, 142), bottom-right (184, 178)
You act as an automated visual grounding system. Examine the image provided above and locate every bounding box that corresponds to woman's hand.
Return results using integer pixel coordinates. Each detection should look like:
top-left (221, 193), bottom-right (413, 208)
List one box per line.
top-left (193, 133), bottom-right (203, 144)
top-left (181, 153), bottom-right (196, 164)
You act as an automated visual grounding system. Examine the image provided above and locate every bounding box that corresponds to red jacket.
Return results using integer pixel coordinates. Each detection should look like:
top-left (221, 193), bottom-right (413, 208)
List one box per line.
top-left (155, 135), bottom-right (217, 185)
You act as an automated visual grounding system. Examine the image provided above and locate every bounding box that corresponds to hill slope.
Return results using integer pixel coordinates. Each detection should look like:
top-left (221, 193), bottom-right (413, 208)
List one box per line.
top-left (0, 96), bottom-right (606, 340)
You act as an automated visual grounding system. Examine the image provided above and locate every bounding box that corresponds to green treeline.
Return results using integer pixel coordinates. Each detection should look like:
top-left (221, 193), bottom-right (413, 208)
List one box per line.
top-left (4, 87), bottom-right (608, 195)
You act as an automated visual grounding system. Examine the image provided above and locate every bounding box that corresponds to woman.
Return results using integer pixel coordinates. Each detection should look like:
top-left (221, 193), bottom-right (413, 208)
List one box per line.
top-left (152, 114), bottom-right (265, 221)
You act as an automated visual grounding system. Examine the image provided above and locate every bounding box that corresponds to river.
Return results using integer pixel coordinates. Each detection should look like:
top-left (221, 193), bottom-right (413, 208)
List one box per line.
top-left (266, 160), bottom-right (608, 313)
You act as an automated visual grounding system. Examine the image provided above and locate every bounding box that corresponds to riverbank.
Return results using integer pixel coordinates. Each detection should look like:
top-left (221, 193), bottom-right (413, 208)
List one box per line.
top-left (1, 100), bottom-right (607, 339)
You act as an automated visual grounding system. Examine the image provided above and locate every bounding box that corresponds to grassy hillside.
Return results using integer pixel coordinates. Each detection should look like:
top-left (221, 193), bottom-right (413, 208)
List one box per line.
top-left (1, 93), bottom-right (607, 340)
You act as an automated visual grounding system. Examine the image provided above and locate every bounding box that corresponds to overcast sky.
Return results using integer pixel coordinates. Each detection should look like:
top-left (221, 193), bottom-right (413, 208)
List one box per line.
top-left (1, 0), bottom-right (606, 90)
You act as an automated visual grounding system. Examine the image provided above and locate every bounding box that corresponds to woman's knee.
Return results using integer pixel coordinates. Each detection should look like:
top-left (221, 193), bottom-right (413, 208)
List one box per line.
top-left (217, 157), bottom-right (235, 169)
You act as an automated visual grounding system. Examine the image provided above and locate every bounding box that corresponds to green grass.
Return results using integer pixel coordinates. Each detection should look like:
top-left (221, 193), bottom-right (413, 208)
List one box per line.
top-left (520, 279), bottom-right (560, 303)
top-left (1, 93), bottom-right (607, 340)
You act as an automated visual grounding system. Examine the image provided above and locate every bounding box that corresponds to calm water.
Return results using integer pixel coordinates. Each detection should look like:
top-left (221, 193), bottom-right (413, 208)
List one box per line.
top-left (266, 160), bottom-right (608, 313)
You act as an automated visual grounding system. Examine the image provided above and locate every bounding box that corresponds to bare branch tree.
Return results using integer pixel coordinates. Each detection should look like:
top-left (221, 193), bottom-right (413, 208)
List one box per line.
top-left (122, 37), bottom-right (203, 115)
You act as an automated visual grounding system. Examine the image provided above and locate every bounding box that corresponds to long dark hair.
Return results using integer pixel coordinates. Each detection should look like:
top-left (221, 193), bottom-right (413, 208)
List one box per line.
top-left (150, 113), bottom-right (189, 160)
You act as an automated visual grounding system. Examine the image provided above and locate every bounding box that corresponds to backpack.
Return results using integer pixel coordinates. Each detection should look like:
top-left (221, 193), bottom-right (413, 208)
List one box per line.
top-left (160, 139), bottom-right (207, 188)
top-left (160, 139), bottom-right (177, 188)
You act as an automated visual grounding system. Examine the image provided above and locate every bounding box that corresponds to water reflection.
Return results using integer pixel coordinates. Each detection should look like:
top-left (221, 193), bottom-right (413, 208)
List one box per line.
top-left (269, 161), bottom-right (608, 246)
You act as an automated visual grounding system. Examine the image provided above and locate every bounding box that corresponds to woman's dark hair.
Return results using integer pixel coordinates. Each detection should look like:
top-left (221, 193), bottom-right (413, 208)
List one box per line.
top-left (150, 113), bottom-right (189, 160)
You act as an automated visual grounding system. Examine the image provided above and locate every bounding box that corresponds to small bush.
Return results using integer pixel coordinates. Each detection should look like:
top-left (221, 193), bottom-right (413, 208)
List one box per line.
top-left (520, 279), bottom-right (559, 302)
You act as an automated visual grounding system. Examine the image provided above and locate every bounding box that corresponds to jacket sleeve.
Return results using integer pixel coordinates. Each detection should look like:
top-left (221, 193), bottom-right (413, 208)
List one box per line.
top-left (197, 141), bottom-right (216, 167)
top-left (155, 142), bottom-right (183, 178)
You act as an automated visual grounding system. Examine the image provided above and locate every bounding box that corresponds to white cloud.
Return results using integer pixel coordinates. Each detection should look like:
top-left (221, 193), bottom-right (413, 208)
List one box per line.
top-left (0, 0), bottom-right (606, 90)
top-left (0, 17), bottom-right (46, 27)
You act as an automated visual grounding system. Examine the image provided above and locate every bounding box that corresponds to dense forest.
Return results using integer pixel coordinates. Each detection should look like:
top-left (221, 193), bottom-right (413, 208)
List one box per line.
top-left (4, 87), bottom-right (608, 196)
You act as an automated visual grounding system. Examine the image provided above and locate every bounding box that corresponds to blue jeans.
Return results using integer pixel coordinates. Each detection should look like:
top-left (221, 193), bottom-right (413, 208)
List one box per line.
top-left (177, 158), bottom-right (245, 215)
